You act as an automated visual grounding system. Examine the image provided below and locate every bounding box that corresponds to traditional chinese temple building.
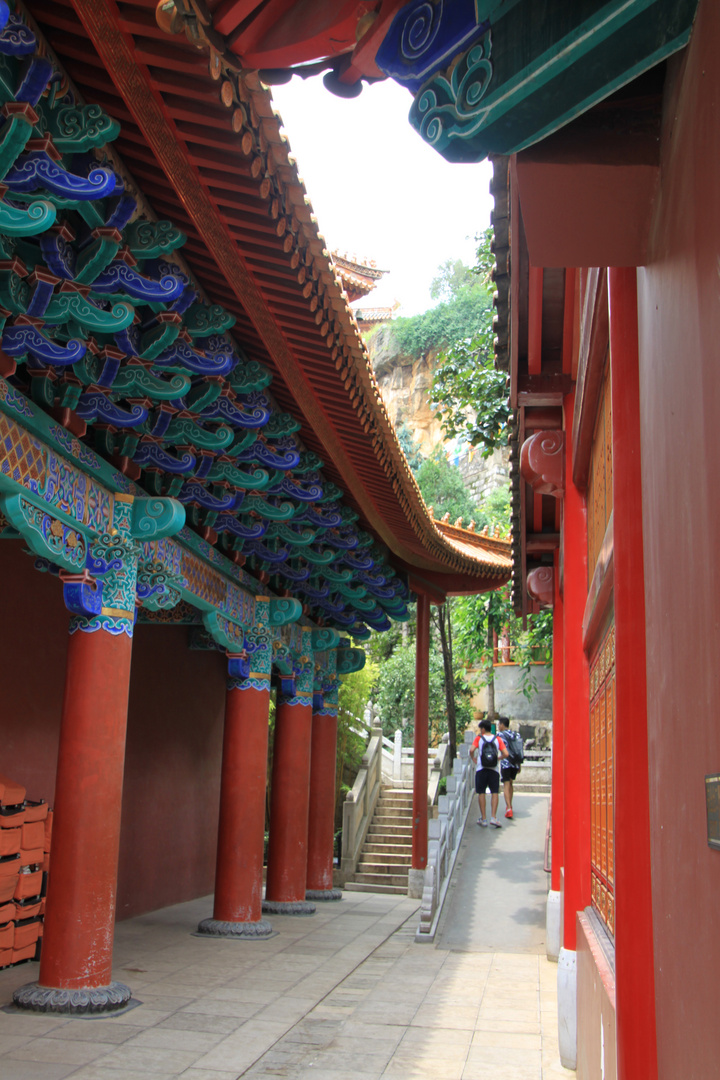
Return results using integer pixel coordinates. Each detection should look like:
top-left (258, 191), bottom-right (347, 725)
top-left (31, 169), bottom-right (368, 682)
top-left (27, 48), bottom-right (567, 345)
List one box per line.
top-left (0, 1), bottom-right (511, 1016)
top-left (330, 251), bottom-right (387, 305)
top-left (174, 1), bottom-right (720, 1077)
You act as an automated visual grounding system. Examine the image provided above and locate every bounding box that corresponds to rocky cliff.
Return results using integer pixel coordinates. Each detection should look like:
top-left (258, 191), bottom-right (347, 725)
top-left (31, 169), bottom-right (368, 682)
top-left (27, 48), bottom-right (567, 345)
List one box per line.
top-left (365, 324), bottom-right (509, 499)
top-left (366, 325), bottom-right (443, 457)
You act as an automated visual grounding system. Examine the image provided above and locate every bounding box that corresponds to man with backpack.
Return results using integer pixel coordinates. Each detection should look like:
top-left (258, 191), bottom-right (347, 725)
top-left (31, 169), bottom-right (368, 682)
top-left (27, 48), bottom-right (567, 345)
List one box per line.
top-left (498, 716), bottom-right (524, 819)
top-left (470, 718), bottom-right (508, 828)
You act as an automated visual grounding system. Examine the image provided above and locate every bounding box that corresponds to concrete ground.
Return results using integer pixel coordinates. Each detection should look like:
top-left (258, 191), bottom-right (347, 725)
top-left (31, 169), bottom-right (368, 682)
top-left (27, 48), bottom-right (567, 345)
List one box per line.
top-left (0, 793), bottom-right (568, 1079)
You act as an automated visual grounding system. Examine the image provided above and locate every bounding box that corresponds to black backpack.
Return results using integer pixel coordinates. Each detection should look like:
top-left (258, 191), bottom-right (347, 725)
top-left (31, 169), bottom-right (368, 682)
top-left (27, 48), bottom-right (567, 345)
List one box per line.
top-left (502, 729), bottom-right (524, 765)
top-left (480, 736), bottom-right (499, 768)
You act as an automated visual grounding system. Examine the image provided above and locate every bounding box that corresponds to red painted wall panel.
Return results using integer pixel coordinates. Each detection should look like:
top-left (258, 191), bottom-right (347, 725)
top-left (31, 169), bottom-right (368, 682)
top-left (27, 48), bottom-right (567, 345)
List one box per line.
top-left (636, 2), bottom-right (720, 1074)
top-left (0, 541), bottom-right (225, 920)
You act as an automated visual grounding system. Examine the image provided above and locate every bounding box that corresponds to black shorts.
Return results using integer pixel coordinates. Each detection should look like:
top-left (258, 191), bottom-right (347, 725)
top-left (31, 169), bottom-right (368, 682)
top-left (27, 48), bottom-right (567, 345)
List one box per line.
top-left (475, 768), bottom-right (500, 795)
top-left (501, 764), bottom-right (520, 781)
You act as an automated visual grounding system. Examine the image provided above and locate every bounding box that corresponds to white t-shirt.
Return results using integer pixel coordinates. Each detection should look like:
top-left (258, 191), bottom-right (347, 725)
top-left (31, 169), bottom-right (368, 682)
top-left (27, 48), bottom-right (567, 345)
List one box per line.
top-left (472, 733), bottom-right (506, 775)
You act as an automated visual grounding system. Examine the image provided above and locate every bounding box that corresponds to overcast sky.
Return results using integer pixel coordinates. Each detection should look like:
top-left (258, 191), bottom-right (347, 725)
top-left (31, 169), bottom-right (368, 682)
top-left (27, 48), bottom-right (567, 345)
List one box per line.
top-left (271, 75), bottom-right (493, 316)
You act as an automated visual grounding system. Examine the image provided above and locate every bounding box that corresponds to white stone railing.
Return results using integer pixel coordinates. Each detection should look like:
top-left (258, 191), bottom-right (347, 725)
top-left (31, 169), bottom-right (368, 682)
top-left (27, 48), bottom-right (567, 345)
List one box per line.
top-left (415, 731), bottom-right (476, 942)
top-left (349, 717), bottom-right (442, 784)
top-left (340, 726), bottom-right (383, 878)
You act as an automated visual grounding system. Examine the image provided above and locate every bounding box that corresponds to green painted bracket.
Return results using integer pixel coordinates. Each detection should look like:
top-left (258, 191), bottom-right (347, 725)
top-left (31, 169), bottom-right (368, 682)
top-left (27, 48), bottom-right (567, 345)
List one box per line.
top-left (268, 597), bottom-right (302, 626)
top-left (302, 547), bottom-right (335, 566)
top-left (44, 292), bottom-right (134, 333)
top-left (202, 610), bottom-right (248, 651)
top-left (46, 103), bottom-right (121, 153)
top-left (0, 490), bottom-right (88, 574)
top-left (311, 628), bottom-right (341, 651)
top-left (130, 497), bottom-right (186, 540)
top-left (267, 522), bottom-right (318, 547)
top-left (0, 109), bottom-right (37, 181)
top-left (184, 303), bottom-right (235, 337)
top-left (318, 566), bottom-right (354, 585)
top-left (75, 235), bottom-right (122, 284)
top-left (123, 219), bottom-right (186, 258)
top-left (336, 646), bottom-right (366, 675)
top-left (110, 366), bottom-right (191, 402)
top-left (164, 417), bottom-right (234, 452)
top-left (228, 359), bottom-right (272, 394)
top-left (207, 461), bottom-right (272, 490)
top-left (244, 494), bottom-right (296, 521)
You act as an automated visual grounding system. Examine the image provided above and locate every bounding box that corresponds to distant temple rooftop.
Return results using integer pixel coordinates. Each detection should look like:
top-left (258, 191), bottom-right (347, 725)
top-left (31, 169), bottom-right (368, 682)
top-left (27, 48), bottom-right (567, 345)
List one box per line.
top-left (331, 251), bottom-right (388, 303)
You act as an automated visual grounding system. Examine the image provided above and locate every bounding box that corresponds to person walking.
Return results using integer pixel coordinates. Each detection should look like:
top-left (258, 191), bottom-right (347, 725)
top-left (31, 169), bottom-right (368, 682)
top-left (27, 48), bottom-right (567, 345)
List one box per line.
top-left (470, 718), bottom-right (508, 828)
top-left (497, 716), bottom-right (523, 819)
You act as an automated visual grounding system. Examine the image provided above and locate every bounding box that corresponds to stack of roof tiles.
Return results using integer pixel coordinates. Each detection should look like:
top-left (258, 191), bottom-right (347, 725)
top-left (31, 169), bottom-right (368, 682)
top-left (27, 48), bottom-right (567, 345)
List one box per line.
top-left (0, 776), bottom-right (51, 969)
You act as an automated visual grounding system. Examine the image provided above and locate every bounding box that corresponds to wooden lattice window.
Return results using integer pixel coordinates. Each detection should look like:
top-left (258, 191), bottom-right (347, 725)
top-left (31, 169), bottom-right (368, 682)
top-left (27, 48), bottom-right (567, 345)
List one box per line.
top-left (587, 360), bottom-right (613, 582)
top-left (590, 622), bottom-right (615, 936)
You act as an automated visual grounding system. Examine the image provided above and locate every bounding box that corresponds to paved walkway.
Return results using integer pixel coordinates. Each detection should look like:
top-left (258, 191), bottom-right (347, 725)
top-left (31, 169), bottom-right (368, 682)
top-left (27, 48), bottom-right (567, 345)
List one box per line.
top-left (0, 794), bottom-right (569, 1079)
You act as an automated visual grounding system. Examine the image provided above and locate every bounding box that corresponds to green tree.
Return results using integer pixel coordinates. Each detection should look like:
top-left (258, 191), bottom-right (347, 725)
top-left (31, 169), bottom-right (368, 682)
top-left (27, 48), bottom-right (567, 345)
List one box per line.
top-left (395, 420), bottom-right (424, 475)
top-left (431, 230), bottom-right (510, 457)
top-left (373, 641), bottom-right (473, 747)
top-left (430, 258), bottom-right (476, 302)
top-left (335, 662), bottom-right (379, 822)
top-left (415, 448), bottom-right (484, 525)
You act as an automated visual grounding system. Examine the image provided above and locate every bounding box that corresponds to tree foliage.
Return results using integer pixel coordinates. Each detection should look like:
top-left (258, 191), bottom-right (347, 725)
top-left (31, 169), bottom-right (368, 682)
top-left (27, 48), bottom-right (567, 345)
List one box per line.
top-left (431, 229), bottom-right (510, 456)
top-left (373, 641), bottom-right (473, 746)
top-left (415, 448), bottom-right (484, 525)
top-left (390, 279), bottom-right (492, 357)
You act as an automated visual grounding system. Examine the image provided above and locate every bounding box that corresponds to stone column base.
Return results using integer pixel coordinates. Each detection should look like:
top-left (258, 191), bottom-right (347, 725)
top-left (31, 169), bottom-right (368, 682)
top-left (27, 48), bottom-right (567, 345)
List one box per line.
top-left (262, 899), bottom-right (316, 916)
top-left (407, 868), bottom-right (425, 899)
top-left (558, 946), bottom-right (577, 1070)
top-left (305, 888), bottom-right (343, 902)
top-left (12, 981), bottom-right (131, 1015)
top-left (196, 917), bottom-right (274, 939)
top-left (546, 889), bottom-right (561, 962)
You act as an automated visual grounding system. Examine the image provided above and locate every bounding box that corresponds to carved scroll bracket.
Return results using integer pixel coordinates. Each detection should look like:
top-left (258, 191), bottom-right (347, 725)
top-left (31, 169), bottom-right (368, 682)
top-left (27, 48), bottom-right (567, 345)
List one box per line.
top-left (527, 566), bottom-right (554, 608)
top-left (520, 430), bottom-right (564, 497)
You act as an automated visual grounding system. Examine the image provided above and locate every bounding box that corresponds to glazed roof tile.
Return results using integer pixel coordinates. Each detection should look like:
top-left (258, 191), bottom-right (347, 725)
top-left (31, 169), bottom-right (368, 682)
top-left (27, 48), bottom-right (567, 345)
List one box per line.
top-left (23, 0), bottom-right (510, 600)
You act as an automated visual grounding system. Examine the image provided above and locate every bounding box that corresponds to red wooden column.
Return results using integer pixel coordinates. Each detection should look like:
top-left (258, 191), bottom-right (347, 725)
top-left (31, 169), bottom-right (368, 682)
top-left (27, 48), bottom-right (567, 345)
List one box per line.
top-left (545, 547), bottom-right (565, 961)
top-left (410, 591), bottom-right (430, 896)
top-left (263, 695), bottom-right (316, 915)
top-left (37, 629), bottom-right (133, 1008)
top-left (608, 267), bottom-right (658, 1080)
top-left (198, 676), bottom-right (273, 938)
top-left (11, 495), bottom-right (183, 1015)
top-left (551, 547), bottom-right (565, 896)
top-left (561, 389), bottom-right (592, 950)
top-left (305, 704), bottom-right (342, 902)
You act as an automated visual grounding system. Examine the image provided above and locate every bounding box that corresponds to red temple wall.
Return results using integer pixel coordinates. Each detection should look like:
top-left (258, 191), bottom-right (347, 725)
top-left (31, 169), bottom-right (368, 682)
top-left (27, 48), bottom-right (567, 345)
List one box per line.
top-left (636, 1), bottom-right (720, 1074)
top-left (0, 540), bottom-right (225, 920)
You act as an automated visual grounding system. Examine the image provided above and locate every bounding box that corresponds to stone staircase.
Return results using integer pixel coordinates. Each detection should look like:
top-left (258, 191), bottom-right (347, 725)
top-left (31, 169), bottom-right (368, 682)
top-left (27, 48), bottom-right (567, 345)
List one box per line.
top-left (345, 787), bottom-right (413, 895)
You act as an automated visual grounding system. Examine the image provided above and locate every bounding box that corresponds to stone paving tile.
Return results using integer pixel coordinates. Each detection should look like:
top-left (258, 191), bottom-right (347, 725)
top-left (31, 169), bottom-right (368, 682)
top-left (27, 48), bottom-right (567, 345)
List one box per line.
top-left (0, 1062), bottom-right (81, 1080)
top-left (5, 1036), bottom-right (112, 1066)
top-left (0, 867), bottom-right (567, 1080)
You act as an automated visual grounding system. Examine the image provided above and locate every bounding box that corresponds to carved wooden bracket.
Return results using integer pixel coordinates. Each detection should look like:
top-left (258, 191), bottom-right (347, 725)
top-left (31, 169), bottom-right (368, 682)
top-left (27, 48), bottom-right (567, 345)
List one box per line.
top-left (527, 566), bottom-right (554, 607)
top-left (520, 430), bottom-right (564, 497)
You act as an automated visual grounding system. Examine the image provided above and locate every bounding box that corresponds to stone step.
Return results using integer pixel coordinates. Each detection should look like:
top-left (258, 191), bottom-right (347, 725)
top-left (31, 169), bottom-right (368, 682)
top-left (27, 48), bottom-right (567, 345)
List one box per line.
top-left (353, 870), bottom-right (409, 888)
top-left (376, 798), bottom-right (414, 809)
top-left (367, 825), bottom-right (413, 838)
top-left (514, 783), bottom-right (551, 793)
top-left (374, 808), bottom-right (413, 819)
top-left (363, 842), bottom-right (413, 855)
top-left (358, 853), bottom-right (412, 868)
top-left (344, 881), bottom-right (407, 895)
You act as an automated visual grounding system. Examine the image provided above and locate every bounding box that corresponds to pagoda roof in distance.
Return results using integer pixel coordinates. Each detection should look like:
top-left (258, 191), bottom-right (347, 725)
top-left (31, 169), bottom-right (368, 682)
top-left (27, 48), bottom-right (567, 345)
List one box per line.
top-left (331, 251), bottom-right (388, 304)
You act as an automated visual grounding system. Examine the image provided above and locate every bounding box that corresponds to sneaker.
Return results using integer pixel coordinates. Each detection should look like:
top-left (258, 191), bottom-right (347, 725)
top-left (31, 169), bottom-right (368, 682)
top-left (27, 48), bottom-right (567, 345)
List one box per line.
top-left (505, 809), bottom-right (513, 819)
top-left (477, 818), bottom-right (488, 827)
top-left (490, 818), bottom-right (502, 828)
